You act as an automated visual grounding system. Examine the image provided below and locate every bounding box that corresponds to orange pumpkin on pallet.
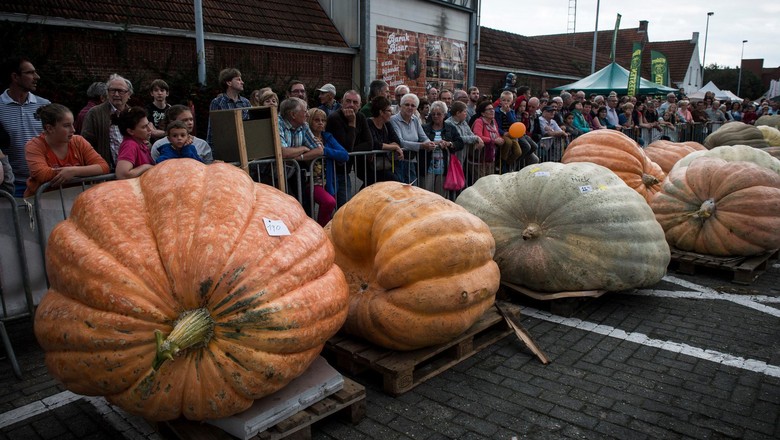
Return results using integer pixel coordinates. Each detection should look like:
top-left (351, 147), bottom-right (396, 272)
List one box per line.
top-left (561, 130), bottom-right (665, 202)
top-left (651, 156), bottom-right (780, 256)
top-left (325, 182), bottom-right (500, 351)
top-left (34, 160), bottom-right (349, 421)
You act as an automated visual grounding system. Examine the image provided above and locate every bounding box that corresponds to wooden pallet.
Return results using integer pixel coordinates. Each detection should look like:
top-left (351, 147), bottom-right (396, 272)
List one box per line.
top-left (158, 378), bottom-right (366, 440)
top-left (324, 307), bottom-right (512, 396)
top-left (670, 248), bottom-right (779, 285)
top-left (500, 281), bottom-right (607, 317)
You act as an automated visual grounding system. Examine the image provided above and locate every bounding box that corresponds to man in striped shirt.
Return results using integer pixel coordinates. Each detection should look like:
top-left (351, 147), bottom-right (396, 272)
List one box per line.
top-left (0, 57), bottom-right (50, 197)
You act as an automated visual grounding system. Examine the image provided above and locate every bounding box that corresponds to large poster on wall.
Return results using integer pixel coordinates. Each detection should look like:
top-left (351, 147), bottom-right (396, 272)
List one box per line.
top-left (376, 25), bottom-right (467, 97)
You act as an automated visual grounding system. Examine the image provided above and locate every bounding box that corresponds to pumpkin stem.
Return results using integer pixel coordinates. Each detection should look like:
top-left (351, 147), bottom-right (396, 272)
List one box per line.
top-left (522, 223), bottom-right (542, 240)
top-left (642, 173), bottom-right (659, 186)
top-left (694, 199), bottom-right (716, 219)
top-left (153, 308), bottom-right (215, 371)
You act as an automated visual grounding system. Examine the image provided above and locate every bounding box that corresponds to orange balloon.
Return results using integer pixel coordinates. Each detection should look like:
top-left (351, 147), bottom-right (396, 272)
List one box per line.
top-left (508, 122), bottom-right (526, 138)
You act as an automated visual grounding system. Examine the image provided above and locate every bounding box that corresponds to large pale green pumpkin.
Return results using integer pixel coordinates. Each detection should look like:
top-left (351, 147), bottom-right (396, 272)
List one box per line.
top-left (456, 162), bottom-right (670, 293)
top-left (703, 122), bottom-right (767, 149)
top-left (672, 144), bottom-right (780, 175)
top-left (756, 115), bottom-right (780, 130)
top-left (757, 125), bottom-right (780, 147)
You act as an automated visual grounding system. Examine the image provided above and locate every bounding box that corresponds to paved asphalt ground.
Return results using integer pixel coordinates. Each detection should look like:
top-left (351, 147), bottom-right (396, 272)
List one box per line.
top-left (2, 260), bottom-right (779, 440)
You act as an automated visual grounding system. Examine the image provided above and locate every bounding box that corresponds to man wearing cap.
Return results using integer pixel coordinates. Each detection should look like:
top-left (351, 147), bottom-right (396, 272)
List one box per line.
top-left (539, 105), bottom-right (568, 139)
top-left (317, 83), bottom-right (340, 117)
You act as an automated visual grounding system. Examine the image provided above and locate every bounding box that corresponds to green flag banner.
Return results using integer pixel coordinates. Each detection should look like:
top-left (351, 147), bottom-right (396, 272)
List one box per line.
top-left (627, 42), bottom-right (642, 96)
top-left (610, 14), bottom-right (622, 61)
top-left (650, 50), bottom-right (669, 87)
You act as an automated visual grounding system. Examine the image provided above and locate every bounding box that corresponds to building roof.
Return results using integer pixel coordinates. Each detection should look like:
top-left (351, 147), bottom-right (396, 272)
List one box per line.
top-left (0, 0), bottom-right (348, 48)
top-left (477, 27), bottom-right (613, 79)
top-left (525, 23), bottom-right (696, 85)
top-left (527, 24), bottom-right (650, 70)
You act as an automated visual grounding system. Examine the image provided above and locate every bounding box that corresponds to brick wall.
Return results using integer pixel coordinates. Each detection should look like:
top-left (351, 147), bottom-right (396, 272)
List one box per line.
top-left (5, 22), bottom-right (354, 138)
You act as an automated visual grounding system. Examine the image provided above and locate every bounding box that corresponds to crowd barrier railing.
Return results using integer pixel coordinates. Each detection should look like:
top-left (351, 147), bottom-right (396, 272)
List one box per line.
top-left (0, 189), bottom-right (34, 378)
top-left (33, 174), bottom-right (117, 288)
top-left (630, 121), bottom-right (727, 145)
top-left (537, 137), bottom-right (568, 162)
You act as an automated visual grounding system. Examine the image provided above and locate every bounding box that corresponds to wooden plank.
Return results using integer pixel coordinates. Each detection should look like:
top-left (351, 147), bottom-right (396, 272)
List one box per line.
top-left (494, 302), bottom-right (550, 365)
top-left (500, 280), bottom-right (606, 300)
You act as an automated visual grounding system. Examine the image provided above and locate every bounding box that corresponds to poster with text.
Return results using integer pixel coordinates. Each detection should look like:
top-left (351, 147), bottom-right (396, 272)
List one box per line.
top-left (376, 25), bottom-right (467, 98)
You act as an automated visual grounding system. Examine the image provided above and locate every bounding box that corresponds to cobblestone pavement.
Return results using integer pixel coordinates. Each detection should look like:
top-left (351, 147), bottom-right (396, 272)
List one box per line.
top-left (2, 262), bottom-right (779, 439)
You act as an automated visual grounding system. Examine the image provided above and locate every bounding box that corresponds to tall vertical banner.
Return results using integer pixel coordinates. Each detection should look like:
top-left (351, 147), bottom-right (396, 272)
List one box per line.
top-left (650, 50), bottom-right (669, 86)
top-left (610, 14), bottom-right (622, 61)
top-left (627, 42), bottom-right (643, 96)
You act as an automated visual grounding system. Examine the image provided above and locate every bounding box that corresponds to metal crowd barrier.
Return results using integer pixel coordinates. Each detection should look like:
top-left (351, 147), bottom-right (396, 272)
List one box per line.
top-left (537, 137), bottom-right (568, 162)
top-left (0, 189), bottom-right (31, 378)
top-left (33, 174), bottom-right (117, 288)
top-left (621, 121), bottom-right (726, 146)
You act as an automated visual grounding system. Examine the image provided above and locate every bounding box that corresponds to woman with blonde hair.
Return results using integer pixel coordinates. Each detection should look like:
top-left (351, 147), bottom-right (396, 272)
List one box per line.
top-left (305, 108), bottom-right (348, 226)
top-left (677, 100), bottom-right (693, 123)
top-left (259, 90), bottom-right (279, 108)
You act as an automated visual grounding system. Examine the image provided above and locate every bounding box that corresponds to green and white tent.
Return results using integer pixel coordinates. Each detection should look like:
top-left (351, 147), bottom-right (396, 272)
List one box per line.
top-left (549, 62), bottom-right (678, 96)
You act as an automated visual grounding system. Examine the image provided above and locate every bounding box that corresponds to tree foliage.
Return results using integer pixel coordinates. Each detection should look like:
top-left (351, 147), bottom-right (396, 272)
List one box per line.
top-left (703, 64), bottom-right (764, 100)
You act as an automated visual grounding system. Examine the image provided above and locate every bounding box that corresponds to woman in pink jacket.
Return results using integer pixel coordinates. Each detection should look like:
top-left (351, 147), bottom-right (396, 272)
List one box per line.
top-left (470, 100), bottom-right (504, 180)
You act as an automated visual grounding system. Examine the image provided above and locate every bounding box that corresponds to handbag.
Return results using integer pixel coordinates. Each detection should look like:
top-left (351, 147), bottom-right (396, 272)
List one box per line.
top-left (444, 154), bottom-right (465, 191)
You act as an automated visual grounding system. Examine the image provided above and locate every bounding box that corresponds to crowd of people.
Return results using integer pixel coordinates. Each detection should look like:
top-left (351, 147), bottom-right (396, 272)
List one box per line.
top-left (2, 57), bottom-right (778, 224)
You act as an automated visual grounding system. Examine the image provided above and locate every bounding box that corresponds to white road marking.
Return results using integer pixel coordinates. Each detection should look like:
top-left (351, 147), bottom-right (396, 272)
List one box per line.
top-left (629, 289), bottom-right (780, 317)
top-left (0, 391), bottom-right (160, 439)
top-left (631, 275), bottom-right (780, 316)
top-left (0, 390), bottom-right (80, 428)
top-left (521, 306), bottom-right (780, 378)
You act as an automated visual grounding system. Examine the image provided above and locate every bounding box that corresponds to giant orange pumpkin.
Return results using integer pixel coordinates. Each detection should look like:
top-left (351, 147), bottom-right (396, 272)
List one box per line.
top-left (651, 157), bottom-right (780, 256)
top-left (561, 130), bottom-right (665, 202)
top-left (644, 140), bottom-right (706, 174)
top-left (325, 182), bottom-right (500, 351)
top-left (34, 160), bottom-right (349, 421)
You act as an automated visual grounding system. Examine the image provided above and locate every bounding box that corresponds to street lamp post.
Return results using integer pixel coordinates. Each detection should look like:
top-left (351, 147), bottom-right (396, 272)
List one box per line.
top-left (701, 12), bottom-right (714, 85)
top-left (737, 40), bottom-right (748, 97)
top-left (591, 0), bottom-right (601, 74)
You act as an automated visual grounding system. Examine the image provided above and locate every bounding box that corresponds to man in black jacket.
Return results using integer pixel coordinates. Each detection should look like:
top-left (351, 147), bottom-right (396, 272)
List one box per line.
top-left (326, 90), bottom-right (372, 207)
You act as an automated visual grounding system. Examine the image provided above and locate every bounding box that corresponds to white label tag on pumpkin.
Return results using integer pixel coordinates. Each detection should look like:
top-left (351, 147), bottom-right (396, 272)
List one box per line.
top-left (579, 185), bottom-right (593, 193)
top-left (534, 171), bottom-right (550, 177)
top-left (263, 218), bottom-right (291, 236)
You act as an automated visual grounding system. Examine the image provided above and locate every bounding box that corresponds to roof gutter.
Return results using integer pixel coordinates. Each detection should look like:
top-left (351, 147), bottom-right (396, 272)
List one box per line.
top-left (0, 12), bottom-right (358, 55)
top-left (477, 63), bottom-right (582, 81)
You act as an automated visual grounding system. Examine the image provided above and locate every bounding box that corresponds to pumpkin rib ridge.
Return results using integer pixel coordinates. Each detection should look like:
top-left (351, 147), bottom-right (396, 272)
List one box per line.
top-left (47, 221), bottom-right (175, 322)
top-left (187, 167), bottom-right (259, 303)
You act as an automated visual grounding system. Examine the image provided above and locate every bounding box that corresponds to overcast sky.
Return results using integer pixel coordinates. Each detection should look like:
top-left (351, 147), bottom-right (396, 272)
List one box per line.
top-left (480, 0), bottom-right (779, 69)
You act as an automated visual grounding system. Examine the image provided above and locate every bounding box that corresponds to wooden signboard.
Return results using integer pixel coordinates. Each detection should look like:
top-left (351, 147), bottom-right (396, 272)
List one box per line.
top-left (209, 106), bottom-right (286, 192)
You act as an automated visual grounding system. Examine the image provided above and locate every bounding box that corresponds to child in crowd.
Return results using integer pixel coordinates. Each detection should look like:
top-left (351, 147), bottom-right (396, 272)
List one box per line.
top-left (494, 91), bottom-right (523, 164)
top-left (115, 106), bottom-right (154, 179)
top-left (151, 105), bottom-right (213, 164)
top-left (156, 121), bottom-right (204, 164)
top-left (146, 79), bottom-right (171, 142)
